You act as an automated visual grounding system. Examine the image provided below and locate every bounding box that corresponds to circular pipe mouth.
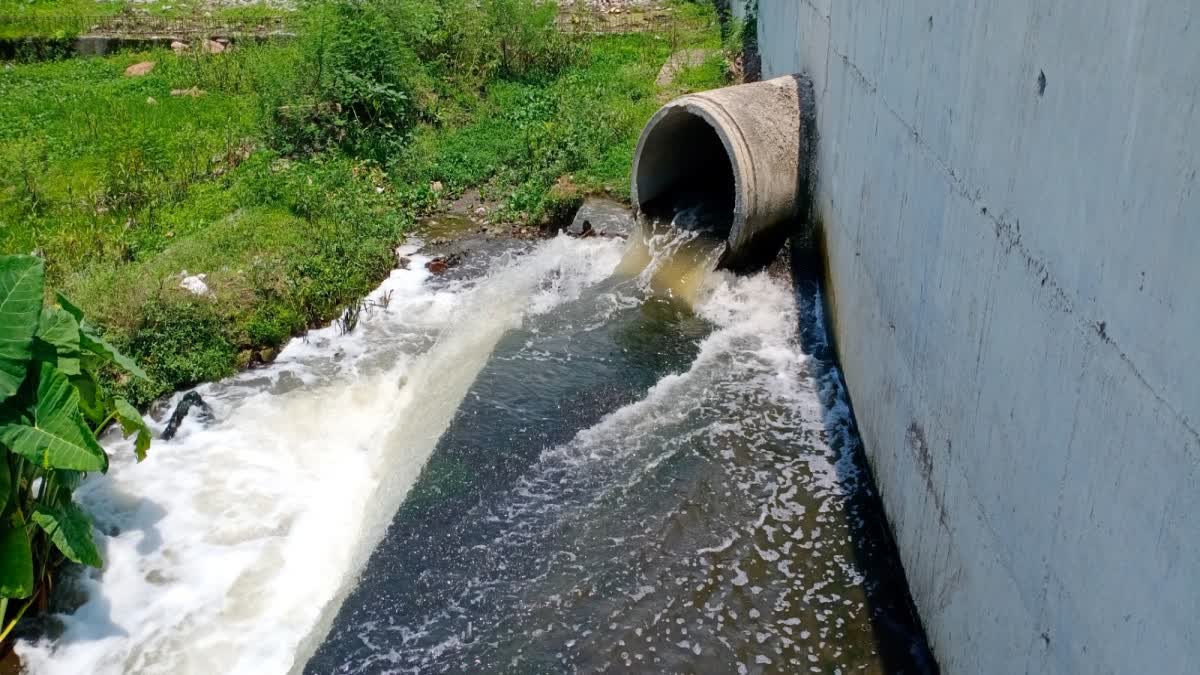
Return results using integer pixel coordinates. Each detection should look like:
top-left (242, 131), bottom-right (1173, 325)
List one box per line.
top-left (632, 75), bottom-right (814, 272)
top-left (631, 104), bottom-right (745, 243)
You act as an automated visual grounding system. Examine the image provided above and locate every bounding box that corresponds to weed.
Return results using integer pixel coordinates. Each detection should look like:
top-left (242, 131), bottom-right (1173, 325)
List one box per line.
top-left (336, 297), bottom-right (364, 335)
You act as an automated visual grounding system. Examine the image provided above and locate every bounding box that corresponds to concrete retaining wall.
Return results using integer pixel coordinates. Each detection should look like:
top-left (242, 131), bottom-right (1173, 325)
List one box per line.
top-left (744, 1), bottom-right (1200, 672)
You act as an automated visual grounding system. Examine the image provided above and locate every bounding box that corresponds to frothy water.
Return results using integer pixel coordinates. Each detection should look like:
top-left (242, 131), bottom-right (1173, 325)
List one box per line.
top-left (15, 235), bottom-right (626, 675)
top-left (17, 217), bottom-right (932, 674)
top-left (308, 220), bottom-right (932, 673)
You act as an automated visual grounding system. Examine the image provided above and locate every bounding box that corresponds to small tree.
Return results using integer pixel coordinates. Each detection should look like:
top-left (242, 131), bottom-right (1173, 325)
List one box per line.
top-left (0, 255), bottom-right (151, 642)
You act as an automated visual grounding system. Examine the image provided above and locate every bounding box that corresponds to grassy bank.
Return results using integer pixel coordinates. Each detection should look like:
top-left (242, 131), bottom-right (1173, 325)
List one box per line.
top-left (0, 0), bottom-right (121, 40)
top-left (0, 0), bottom-right (727, 406)
top-left (0, 0), bottom-right (291, 40)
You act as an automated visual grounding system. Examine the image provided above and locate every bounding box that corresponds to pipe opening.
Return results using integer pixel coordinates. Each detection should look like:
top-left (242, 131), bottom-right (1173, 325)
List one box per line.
top-left (633, 75), bottom-right (813, 273)
top-left (633, 108), bottom-right (736, 239)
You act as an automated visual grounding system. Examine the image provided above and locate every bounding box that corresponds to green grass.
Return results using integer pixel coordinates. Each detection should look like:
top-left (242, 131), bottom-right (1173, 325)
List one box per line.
top-left (0, 45), bottom-right (294, 280)
top-left (396, 27), bottom-right (725, 220)
top-left (0, 0), bottom-right (122, 39)
top-left (0, 0), bottom-right (292, 39)
top-left (0, 44), bottom-right (408, 402)
top-left (0, 1), bottom-right (727, 406)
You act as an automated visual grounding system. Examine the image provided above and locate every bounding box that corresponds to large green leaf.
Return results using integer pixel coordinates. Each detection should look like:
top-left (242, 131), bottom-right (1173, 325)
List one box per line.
top-left (0, 256), bottom-right (46, 400)
top-left (0, 365), bottom-right (108, 472)
top-left (35, 305), bottom-right (82, 376)
top-left (0, 513), bottom-right (33, 598)
top-left (71, 370), bottom-right (107, 426)
top-left (54, 293), bottom-right (84, 324)
top-left (113, 398), bottom-right (151, 462)
top-left (32, 501), bottom-right (102, 568)
top-left (0, 451), bottom-right (9, 514)
top-left (57, 293), bottom-right (148, 381)
top-left (79, 331), bottom-right (149, 381)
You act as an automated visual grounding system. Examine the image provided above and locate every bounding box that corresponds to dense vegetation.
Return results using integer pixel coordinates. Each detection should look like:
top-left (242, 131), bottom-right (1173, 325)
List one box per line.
top-left (0, 255), bottom-right (151, 641)
top-left (0, 0), bottom-right (732, 648)
top-left (0, 0), bottom-right (726, 408)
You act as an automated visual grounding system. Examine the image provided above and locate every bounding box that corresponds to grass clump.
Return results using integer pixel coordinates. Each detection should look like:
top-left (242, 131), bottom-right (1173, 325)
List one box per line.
top-left (0, 45), bottom-right (410, 404)
top-left (0, 0), bottom-right (123, 40)
top-left (395, 23), bottom-right (725, 223)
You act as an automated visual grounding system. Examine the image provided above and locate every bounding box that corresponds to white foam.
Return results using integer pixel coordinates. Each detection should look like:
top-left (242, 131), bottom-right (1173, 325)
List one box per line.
top-left (19, 219), bottom-right (885, 673)
top-left (17, 235), bottom-right (625, 675)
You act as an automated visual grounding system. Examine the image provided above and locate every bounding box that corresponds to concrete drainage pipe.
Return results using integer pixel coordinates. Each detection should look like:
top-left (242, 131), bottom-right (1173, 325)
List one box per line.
top-left (631, 74), bottom-right (815, 271)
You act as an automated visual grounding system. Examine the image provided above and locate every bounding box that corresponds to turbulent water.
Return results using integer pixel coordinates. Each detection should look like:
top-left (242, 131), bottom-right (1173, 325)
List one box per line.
top-left (16, 216), bottom-right (932, 674)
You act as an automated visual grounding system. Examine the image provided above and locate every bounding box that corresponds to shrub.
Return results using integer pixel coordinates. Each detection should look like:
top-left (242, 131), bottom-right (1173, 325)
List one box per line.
top-left (273, 0), bottom-right (577, 160)
top-left (272, 0), bottom-right (423, 161)
top-left (120, 297), bottom-right (238, 404)
top-left (484, 0), bottom-right (575, 80)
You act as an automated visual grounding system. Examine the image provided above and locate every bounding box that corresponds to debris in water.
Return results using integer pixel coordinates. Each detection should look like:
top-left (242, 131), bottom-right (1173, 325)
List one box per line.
top-left (161, 391), bottom-right (214, 441)
top-left (425, 254), bottom-right (462, 275)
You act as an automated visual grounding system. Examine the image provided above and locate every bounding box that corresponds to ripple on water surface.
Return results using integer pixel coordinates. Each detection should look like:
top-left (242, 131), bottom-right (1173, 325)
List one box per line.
top-left (16, 225), bottom-right (932, 675)
top-left (309, 227), bottom-right (933, 674)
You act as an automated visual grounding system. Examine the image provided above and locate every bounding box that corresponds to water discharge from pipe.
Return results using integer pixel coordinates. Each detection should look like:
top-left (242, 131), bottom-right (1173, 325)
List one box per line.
top-left (632, 75), bottom-right (816, 272)
top-left (305, 211), bottom-right (932, 672)
top-left (16, 208), bottom-right (932, 674)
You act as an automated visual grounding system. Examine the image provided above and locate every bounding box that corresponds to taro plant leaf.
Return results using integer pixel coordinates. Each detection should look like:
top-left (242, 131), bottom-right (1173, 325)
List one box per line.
top-left (0, 513), bottom-right (33, 598)
top-left (32, 501), bottom-right (102, 568)
top-left (35, 305), bottom-right (82, 376)
top-left (71, 370), bottom-right (107, 426)
top-left (78, 323), bottom-right (148, 380)
top-left (0, 365), bottom-right (108, 473)
top-left (54, 293), bottom-right (84, 323)
top-left (0, 451), bottom-right (9, 513)
top-left (56, 293), bottom-right (149, 381)
top-left (113, 398), bottom-right (151, 462)
top-left (0, 256), bottom-right (46, 401)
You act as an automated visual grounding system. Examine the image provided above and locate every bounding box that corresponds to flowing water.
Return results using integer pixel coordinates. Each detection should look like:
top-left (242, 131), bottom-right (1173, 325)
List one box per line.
top-left (15, 212), bottom-right (933, 674)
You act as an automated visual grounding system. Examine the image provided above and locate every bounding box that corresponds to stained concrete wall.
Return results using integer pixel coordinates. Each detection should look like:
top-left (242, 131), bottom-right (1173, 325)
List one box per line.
top-left (745, 1), bottom-right (1199, 673)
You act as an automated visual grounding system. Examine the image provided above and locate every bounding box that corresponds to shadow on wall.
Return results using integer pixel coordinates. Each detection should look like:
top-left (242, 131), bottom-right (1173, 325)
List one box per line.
top-left (739, 0), bottom-right (762, 82)
top-left (783, 58), bottom-right (937, 672)
top-left (789, 230), bottom-right (941, 674)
